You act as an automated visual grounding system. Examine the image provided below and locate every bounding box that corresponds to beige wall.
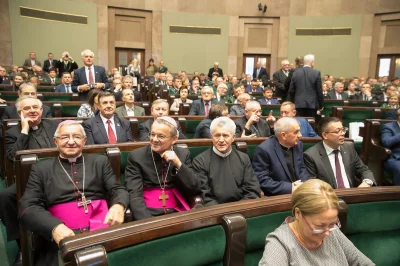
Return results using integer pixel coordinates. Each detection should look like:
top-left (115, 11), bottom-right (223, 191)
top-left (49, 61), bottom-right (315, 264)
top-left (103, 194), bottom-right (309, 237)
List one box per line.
top-left (162, 12), bottom-right (229, 74)
top-left (288, 15), bottom-right (363, 78)
top-left (8, 0), bottom-right (98, 67)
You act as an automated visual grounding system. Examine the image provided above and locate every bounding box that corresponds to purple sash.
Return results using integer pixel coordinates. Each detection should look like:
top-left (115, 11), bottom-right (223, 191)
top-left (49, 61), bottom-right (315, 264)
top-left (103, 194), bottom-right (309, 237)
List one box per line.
top-left (48, 199), bottom-right (109, 231)
top-left (143, 187), bottom-right (191, 212)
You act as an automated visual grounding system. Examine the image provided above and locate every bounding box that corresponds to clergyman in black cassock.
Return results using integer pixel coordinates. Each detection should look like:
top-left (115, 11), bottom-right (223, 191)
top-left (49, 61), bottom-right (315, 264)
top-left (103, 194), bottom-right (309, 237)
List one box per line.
top-left (19, 154), bottom-right (129, 265)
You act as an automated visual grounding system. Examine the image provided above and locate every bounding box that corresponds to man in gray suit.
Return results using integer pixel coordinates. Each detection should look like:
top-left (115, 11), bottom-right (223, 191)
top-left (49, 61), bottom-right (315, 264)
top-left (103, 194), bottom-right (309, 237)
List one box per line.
top-left (326, 82), bottom-right (349, 100)
top-left (288, 54), bottom-right (323, 118)
top-left (304, 117), bottom-right (375, 188)
top-left (115, 88), bottom-right (145, 117)
top-left (23, 52), bottom-right (41, 74)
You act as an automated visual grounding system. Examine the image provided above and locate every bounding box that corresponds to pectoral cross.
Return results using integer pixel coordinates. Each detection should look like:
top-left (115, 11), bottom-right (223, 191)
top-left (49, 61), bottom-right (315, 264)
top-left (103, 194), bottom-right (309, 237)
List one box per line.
top-left (78, 193), bottom-right (92, 213)
top-left (159, 189), bottom-right (169, 207)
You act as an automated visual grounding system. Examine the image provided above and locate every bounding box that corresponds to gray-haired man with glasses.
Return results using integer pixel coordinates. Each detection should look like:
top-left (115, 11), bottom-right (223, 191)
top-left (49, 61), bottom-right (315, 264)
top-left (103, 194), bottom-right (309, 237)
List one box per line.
top-left (304, 117), bottom-right (375, 188)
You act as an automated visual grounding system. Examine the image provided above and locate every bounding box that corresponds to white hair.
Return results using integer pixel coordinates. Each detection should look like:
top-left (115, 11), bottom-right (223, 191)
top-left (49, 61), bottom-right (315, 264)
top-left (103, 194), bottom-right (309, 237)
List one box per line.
top-left (304, 54), bottom-right (315, 65)
top-left (334, 82), bottom-right (344, 88)
top-left (201, 86), bottom-right (214, 94)
top-left (274, 117), bottom-right (299, 136)
top-left (81, 49), bottom-right (94, 58)
top-left (281, 59), bottom-right (289, 65)
top-left (210, 117), bottom-right (236, 136)
top-left (19, 82), bottom-right (37, 92)
top-left (54, 120), bottom-right (86, 137)
top-left (245, 100), bottom-right (261, 110)
top-left (16, 97), bottom-right (42, 112)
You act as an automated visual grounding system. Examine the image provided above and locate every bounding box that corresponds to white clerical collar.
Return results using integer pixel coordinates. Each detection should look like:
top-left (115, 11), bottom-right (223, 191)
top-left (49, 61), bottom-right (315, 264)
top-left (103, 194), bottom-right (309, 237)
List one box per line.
top-left (213, 146), bottom-right (232, 158)
top-left (32, 126), bottom-right (38, 131)
top-left (60, 154), bottom-right (82, 163)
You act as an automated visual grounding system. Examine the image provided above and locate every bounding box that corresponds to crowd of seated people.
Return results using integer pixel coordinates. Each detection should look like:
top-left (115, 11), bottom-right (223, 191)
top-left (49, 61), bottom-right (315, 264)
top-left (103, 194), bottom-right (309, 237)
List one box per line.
top-left (0, 49), bottom-right (399, 266)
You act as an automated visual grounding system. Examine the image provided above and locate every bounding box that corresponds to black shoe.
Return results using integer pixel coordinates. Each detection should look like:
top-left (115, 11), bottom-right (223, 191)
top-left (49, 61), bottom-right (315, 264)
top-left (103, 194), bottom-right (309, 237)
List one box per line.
top-left (13, 252), bottom-right (22, 266)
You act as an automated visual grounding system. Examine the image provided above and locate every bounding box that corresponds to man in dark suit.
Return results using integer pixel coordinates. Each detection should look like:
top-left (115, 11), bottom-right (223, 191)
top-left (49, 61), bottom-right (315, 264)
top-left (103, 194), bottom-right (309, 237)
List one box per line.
top-left (258, 87), bottom-right (280, 105)
top-left (139, 99), bottom-right (186, 141)
top-left (326, 82), bottom-right (349, 100)
top-left (234, 101), bottom-right (274, 137)
top-left (207, 62), bottom-right (223, 79)
top-left (189, 86), bottom-right (217, 115)
top-left (284, 56), bottom-right (303, 93)
top-left (83, 92), bottom-right (132, 144)
top-left (375, 85), bottom-right (395, 102)
top-left (2, 74), bottom-right (25, 92)
top-left (0, 66), bottom-right (11, 85)
top-left (43, 69), bottom-right (61, 85)
top-left (0, 96), bottom-right (59, 265)
top-left (245, 79), bottom-right (263, 93)
top-left (115, 88), bottom-right (145, 117)
top-left (43, 52), bottom-right (57, 73)
top-left (194, 103), bottom-right (228, 138)
top-left (55, 51), bottom-right (79, 78)
top-left (273, 59), bottom-right (290, 100)
top-left (304, 117), bottom-right (375, 188)
top-left (252, 117), bottom-right (309, 196)
top-left (288, 54), bottom-right (323, 118)
top-left (22, 52), bottom-right (41, 74)
top-left (381, 109), bottom-right (400, 185)
top-left (352, 83), bottom-right (377, 101)
top-left (252, 61), bottom-right (269, 87)
top-left (72, 49), bottom-right (109, 101)
top-left (115, 75), bottom-right (142, 102)
top-left (55, 72), bottom-right (73, 93)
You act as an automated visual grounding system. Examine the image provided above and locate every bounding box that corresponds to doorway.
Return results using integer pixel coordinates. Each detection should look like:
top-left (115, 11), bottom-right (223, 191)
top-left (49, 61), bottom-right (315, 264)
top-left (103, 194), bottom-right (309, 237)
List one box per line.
top-left (115, 48), bottom-right (145, 76)
top-left (376, 54), bottom-right (400, 80)
top-left (243, 54), bottom-right (271, 79)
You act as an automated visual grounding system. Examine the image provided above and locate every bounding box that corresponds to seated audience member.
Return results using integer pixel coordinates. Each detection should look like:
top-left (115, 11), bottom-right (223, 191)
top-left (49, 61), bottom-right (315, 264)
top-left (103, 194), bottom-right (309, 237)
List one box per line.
top-left (139, 99), bottom-right (186, 141)
top-left (392, 77), bottom-right (400, 90)
top-left (83, 92), bottom-right (132, 144)
top-left (381, 109), bottom-right (400, 185)
top-left (241, 74), bottom-right (252, 87)
top-left (193, 117), bottom-right (260, 206)
top-left (164, 75), bottom-right (174, 92)
top-left (169, 76), bottom-right (182, 95)
top-left (77, 89), bottom-right (101, 118)
top-left (189, 86), bottom-right (217, 115)
top-left (55, 72), bottom-right (73, 93)
top-left (322, 83), bottom-right (329, 98)
top-left (258, 87), bottom-right (280, 104)
top-left (189, 78), bottom-right (201, 96)
top-left (115, 75), bottom-right (141, 102)
top-left (0, 65), bottom-right (10, 84)
top-left (304, 117), bottom-right (375, 188)
top-left (194, 103), bottom-right (228, 138)
top-left (230, 93), bottom-right (250, 116)
top-left (346, 82), bottom-right (357, 99)
top-left (110, 78), bottom-right (123, 95)
top-left (246, 79), bottom-right (263, 93)
top-left (280, 101), bottom-right (318, 137)
top-left (0, 97), bottom-right (59, 265)
top-left (259, 179), bottom-right (375, 266)
top-left (381, 93), bottom-right (399, 109)
top-left (115, 88), bottom-right (145, 117)
top-left (32, 66), bottom-right (45, 80)
top-left (170, 86), bottom-right (193, 113)
top-left (377, 85), bottom-right (396, 102)
top-left (327, 82), bottom-right (349, 100)
top-left (125, 116), bottom-right (200, 220)
top-left (252, 117), bottom-right (309, 196)
top-left (234, 101), bottom-right (275, 137)
top-left (29, 76), bottom-right (40, 88)
top-left (43, 69), bottom-right (60, 85)
top-left (215, 83), bottom-right (233, 103)
top-left (230, 83), bottom-right (245, 104)
top-left (19, 121), bottom-right (129, 265)
top-left (4, 74), bottom-right (25, 92)
top-left (353, 83), bottom-right (377, 101)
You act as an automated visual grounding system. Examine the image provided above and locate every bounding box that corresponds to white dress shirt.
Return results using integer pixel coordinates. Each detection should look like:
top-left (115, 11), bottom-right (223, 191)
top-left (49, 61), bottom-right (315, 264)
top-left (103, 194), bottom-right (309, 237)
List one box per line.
top-left (125, 105), bottom-right (135, 116)
top-left (323, 142), bottom-right (350, 188)
top-left (65, 84), bottom-right (72, 93)
top-left (85, 65), bottom-right (96, 84)
top-left (100, 114), bottom-right (117, 141)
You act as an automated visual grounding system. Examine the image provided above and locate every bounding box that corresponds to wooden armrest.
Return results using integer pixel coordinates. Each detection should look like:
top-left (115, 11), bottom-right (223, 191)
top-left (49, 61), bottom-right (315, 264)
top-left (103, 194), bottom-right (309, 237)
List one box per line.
top-left (222, 214), bottom-right (246, 266)
top-left (74, 245), bottom-right (107, 266)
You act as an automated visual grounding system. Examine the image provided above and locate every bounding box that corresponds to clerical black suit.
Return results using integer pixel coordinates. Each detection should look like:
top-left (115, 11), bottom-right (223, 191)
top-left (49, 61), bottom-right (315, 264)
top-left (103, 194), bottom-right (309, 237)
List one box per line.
top-left (43, 59), bottom-right (57, 73)
top-left (55, 60), bottom-right (78, 78)
top-left (192, 148), bottom-right (260, 206)
top-left (234, 116), bottom-right (273, 137)
top-left (19, 154), bottom-right (129, 266)
top-left (207, 67), bottom-right (223, 79)
top-left (138, 118), bottom-right (186, 141)
top-left (124, 145), bottom-right (200, 220)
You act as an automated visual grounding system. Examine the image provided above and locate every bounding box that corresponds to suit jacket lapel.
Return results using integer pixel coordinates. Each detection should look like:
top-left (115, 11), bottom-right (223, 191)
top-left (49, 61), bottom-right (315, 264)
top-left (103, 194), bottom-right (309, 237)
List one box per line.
top-left (96, 115), bottom-right (109, 143)
top-left (113, 116), bottom-right (122, 141)
top-left (318, 143), bottom-right (337, 188)
top-left (121, 106), bottom-right (128, 117)
top-left (273, 138), bottom-right (291, 181)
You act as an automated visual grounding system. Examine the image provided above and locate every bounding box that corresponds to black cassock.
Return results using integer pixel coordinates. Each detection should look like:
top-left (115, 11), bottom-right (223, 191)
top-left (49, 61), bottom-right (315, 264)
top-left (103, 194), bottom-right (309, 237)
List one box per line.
top-left (19, 154), bottom-right (129, 266)
top-left (125, 145), bottom-right (201, 220)
top-left (192, 148), bottom-right (260, 206)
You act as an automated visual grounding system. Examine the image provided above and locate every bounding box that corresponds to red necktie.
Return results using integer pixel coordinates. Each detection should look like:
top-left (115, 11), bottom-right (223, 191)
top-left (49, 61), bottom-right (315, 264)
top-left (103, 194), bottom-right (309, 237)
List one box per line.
top-left (205, 102), bottom-right (209, 116)
top-left (333, 150), bottom-right (345, 188)
top-left (88, 67), bottom-right (94, 84)
top-left (107, 120), bottom-right (117, 144)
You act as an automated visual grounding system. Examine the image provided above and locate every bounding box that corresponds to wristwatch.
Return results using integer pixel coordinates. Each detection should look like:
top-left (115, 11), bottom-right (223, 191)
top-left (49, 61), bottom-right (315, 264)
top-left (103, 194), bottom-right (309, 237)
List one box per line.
top-left (363, 179), bottom-right (373, 186)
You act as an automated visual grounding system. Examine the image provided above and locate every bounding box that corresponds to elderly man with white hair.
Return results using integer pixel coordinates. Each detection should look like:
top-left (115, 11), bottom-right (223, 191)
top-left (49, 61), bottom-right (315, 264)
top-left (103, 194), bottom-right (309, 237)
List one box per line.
top-left (252, 117), bottom-right (310, 196)
top-left (215, 83), bottom-right (233, 104)
top-left (273, 59), bottom-right (290, 100)
top-left (192, 117), bottom-right (260, 206)
top-left (72, 49), bottom-right (109, 101)
top-left (327, 82), bottom-right (349, 100)
top-left (125, 116), bottom-right (200, 220)
top-left (208, 61), bottom-right (223, 79)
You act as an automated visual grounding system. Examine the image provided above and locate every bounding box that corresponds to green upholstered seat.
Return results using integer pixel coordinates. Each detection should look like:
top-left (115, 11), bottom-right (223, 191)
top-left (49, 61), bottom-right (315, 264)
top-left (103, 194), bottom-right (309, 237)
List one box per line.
top-left (61, 105), bottom-right (81, 117)
top-left (348, 101), bottom-right (374, 107)
top-left (106, 225), bottom-right (226, 266)
top-left (322, 101), bottom-right (344, 117)
top-left (37, 88), bottom-right (55, 92)
top-left (0, 95), bottom-right (18, 101)
top-left (261, 105), bottom-right (281, 116)
top-left (42, 95), bottom-right (73, 102)
top-left (244, 211), bottom-right (291, 265)
top-left (346, 200), bottom-right (400, 266)
top-left (342, 110), bottom-right (374, 129)
top-left (120, 151), bottom-right (129, 186)
top-left (188, 146), bottom-right (212, 160)
top-left (186, 120), bottom-right (203, 139)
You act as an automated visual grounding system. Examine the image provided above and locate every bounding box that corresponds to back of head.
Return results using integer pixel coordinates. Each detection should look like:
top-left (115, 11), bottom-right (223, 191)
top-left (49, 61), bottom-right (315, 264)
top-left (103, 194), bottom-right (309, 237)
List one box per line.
top-left (209, 103), bottom-right (228, 120)
top-left (304, 54), bottom-right (315, 66)
top-left (292, 179), bottom-right (340, 217)
top-left (274, 117), bottom-right (298, 136)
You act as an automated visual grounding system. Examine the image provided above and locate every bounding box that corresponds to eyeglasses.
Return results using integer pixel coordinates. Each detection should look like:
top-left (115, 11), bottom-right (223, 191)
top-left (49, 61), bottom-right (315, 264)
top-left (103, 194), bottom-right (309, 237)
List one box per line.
top-left (56, 135), bottom-right (85, 142)
top-left (149, 133), bottom-right (171, 140)
top-left (325, 127), bottom-right (348, 134)
top-left (302, 215), bottom-right (341, 234)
